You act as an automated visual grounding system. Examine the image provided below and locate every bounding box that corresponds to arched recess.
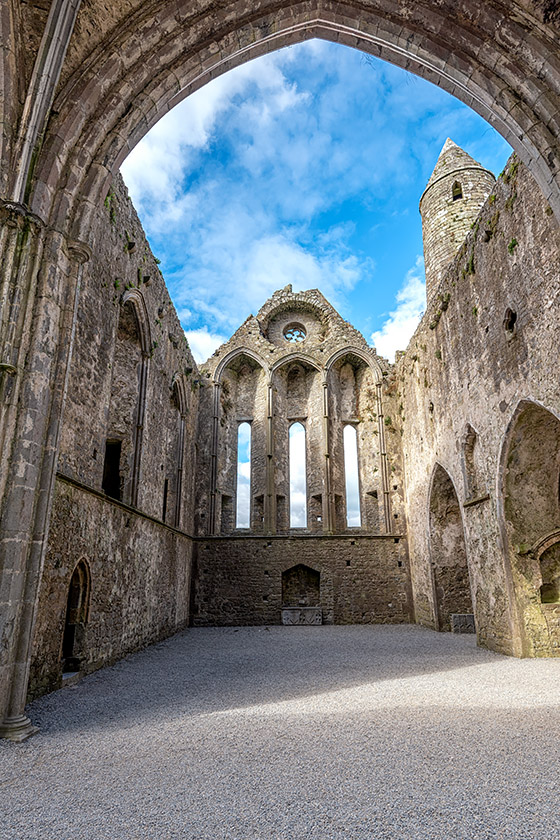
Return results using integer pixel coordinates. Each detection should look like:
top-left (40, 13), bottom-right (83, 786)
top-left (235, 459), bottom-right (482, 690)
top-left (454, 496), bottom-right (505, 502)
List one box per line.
top-left (282, 564), bottom-right (320, 607)
top-left (26, 2), bottom-right (560, 236)
top-left (170, 374), bottom-right (189, 529)
top-left (462, 422), bottom-right (481, 500)
top-left (210, 349), bottom-right (268, 535)
top-left (104, 289), bottom-right (151, 508)
top-left (61, 559), bottom-right (91, 674)
top-left (428, 464), bottom-right (474, 631)
top-left (498, 399), bottom-right (560, 656)
top-left (273, 356), bottom-right (320, 532)
top-left (326, 348), bottom-right (389, 533)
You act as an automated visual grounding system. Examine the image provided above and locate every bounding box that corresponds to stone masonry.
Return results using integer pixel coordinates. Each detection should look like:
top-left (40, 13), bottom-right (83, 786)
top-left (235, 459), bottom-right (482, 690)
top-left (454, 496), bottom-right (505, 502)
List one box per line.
top-left (3, 1), bottom-right (560, 739)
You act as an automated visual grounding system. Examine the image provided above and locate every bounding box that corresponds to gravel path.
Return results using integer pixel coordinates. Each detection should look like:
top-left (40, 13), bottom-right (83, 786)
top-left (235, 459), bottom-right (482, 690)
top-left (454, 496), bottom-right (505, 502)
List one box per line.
top-left (1, 624), bottom-right (560, 839)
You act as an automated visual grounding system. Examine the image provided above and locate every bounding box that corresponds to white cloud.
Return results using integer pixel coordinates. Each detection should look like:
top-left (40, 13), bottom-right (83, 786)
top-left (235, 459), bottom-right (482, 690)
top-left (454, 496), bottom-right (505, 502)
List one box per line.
top-left (185, 328), bottom-right (227, 363)
top-left (371, 256), bottom-right (426, 361)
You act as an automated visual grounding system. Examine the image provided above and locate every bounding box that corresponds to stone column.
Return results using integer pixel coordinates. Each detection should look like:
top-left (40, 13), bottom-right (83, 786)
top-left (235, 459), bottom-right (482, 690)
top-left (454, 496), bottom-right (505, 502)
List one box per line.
top-left (0, 221), bottom-right (90, 741)
top-left (376, 382), bottom-right (392, 534)
top-left (208, 381), bottom-right (220, 535)
top-left (264, 377), bottom-right (276, 535)
top-left (322, 374), bottom-right (334, 534)
top-left (130, 351), bottom-right (149, 509)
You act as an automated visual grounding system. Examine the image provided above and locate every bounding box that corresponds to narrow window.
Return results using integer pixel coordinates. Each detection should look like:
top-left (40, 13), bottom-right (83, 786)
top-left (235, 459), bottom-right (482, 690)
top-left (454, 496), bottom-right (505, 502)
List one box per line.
top-left (289, 422), bottom-right (307, 528)
top-left (452, 180), bottom-right (463, 201)
top-left (236, 422), bottom-right (251, 528)
top-left (162, 478), bottom-right (169, 523)
top-left (344, 425), bottom-right (361, 527)
top-left (102, 439), bottom-right (122, 500)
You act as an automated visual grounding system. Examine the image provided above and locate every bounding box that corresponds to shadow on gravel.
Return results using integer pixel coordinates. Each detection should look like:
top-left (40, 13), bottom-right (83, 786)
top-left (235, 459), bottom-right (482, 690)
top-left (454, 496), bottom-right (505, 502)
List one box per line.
top-left (24, 624), bottom-right (523, 737)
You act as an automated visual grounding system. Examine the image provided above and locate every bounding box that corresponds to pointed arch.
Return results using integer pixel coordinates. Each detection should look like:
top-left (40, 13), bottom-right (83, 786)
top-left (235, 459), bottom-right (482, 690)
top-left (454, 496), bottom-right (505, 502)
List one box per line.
top-left (325, 346), bottom-right (383, 384)
top-left (29, 2), bottom-right (560, 236)
top-left (428, 462), bottom-right (473, 632)
top-left (215, 347), bottom-right (269, 382)
top-left (121, 288), bottom-right (152, 357)
top-left (271, 352), bottom-right (323, 375)
top-left (497, 399), bottom-right (560, 655)
top-left (61, 559), bottom-right (91, 674)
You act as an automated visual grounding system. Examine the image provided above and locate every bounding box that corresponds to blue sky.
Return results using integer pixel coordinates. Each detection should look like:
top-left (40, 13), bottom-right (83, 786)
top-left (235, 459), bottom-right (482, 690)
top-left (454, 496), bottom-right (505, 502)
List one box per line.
top-left (120, 39), bottom-right (512, 363)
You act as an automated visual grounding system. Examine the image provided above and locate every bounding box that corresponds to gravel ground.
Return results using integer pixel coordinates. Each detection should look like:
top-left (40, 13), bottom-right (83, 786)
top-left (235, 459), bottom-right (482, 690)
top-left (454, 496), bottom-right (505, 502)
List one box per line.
top-left (1, 624), bottom-right (560, 839)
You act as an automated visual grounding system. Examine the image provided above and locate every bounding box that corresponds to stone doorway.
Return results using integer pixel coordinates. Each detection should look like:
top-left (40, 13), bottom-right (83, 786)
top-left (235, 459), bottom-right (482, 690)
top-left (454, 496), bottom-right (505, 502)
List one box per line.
top-left (429, 465), bottom-right (474, 632)
top-left (62, 561), bottom-right (91, 674)
top-left (281, 564), bottom-right (322, 625)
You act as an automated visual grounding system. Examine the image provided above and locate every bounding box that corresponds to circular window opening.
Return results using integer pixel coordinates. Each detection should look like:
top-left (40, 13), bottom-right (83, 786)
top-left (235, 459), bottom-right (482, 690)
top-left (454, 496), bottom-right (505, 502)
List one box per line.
top-left (283, 323), bottom-right (307, 343)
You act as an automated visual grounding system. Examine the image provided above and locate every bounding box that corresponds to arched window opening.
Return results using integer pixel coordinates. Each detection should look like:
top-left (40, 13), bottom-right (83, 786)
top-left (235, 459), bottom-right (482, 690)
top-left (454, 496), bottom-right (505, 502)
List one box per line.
top-left (452, 180), bottom-right (463, 200)
top-left (236, 422), bottom-right (251, 528)
top-left (289, 422), bottom-right (307, 528)
top-left (343, 425), bottom-right (361, 527)
top-left (105, 298), bottom-right (146, 507)
top-left (62, 561), bottom-right (90, 674)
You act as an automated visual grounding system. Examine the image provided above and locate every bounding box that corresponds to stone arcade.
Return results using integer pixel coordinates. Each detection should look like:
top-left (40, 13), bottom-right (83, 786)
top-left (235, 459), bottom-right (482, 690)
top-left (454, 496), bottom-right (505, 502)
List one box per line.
top-left (2, 1), bottom-right (560, 742)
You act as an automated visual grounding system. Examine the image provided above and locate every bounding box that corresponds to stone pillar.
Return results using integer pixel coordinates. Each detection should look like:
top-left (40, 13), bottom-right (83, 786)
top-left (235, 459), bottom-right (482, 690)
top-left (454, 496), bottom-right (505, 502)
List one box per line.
top-left (208, 381), bottom-right (220, 535)
top-left (322, 375), bottom-right (334, 534)
top-left (0, 219), bottom-right (89, 741)
top-left (130, 351), bottom-right (149, 509)
top-left (376, 382), bottom-right (392, 534)
top-left (264, 377), bottom-right (276, 534)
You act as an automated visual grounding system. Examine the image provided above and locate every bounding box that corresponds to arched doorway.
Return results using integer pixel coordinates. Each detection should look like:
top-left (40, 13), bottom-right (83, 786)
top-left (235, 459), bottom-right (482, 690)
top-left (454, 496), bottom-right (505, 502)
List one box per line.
top-left (61, 561), bottom-right (91, 675)
top-left (281, 563), bottom-right (322, 625)
top-left (429, 465), bottom-right (474, 632)
top-left (499, 400), bottom-right (560, 656)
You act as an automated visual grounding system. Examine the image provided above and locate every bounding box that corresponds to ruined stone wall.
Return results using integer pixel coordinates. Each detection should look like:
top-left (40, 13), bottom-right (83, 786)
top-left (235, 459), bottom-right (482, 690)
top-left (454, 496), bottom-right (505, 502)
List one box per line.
top-left (195, 287), bottom-right (404, 541)
top-left (192, 536), bottom-right (412, 626)
top-left (57, 173), bottom-right (198, 528)
top-left (29, 478), bottom-right (193, 698)
top-left (30, 173), bottom-right (199, 696)
top-left (398, 156), bottom-right (560, 655)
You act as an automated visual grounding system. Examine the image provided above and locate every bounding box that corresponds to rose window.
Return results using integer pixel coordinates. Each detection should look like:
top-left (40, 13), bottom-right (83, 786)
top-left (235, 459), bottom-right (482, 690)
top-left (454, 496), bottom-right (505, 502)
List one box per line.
top-left (283, 323), bottom-right (307, 343)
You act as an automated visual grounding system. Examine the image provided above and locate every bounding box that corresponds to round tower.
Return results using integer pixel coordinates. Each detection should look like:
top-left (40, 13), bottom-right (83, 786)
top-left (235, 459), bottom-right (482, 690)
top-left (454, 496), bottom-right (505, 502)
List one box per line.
top-left (419, 138), bottom-right (495, 302)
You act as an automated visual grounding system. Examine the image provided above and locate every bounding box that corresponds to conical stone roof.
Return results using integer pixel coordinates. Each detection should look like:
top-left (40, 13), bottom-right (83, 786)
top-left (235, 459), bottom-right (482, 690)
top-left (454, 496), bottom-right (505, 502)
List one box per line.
top-left (420, 138), bottom-right (493, 206)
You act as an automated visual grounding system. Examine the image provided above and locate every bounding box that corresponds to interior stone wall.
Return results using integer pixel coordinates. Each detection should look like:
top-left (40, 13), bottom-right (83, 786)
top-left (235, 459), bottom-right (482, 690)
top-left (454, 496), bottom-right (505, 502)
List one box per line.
top-left (29, 478), bottom-right (193, 699)
top-left (29, 173), bottom-right (199, 696)
top-left (397, 156), bottom-right (560, 656)
top-left (192, 536), bottom-right (412, 626)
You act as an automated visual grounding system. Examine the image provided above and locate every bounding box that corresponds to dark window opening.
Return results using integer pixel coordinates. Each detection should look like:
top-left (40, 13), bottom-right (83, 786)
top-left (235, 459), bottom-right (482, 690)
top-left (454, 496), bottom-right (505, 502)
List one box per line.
top-left (162, 478), bottom-right (169, 523)
top-left (62, 562), bottom-right (90, 674)
top-left (452, 181), bottom-right (463, 201)
top-left (503, 307), bottom-right (517, 333)
top-left (102, 439), bottom-right (122, 500)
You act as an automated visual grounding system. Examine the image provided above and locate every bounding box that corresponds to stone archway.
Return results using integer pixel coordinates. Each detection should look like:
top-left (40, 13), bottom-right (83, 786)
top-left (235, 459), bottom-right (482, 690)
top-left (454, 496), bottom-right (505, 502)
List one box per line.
top-left (2, 0), bottom-right (560, 738)
top-left (281, 564), bottom-right (322, 624)
top-left (429, 464), bottom-right (474, 632)
top-left (61, 559), bottom-right (91, 674)
top-left (499, 400), bottom-right (560, 656)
